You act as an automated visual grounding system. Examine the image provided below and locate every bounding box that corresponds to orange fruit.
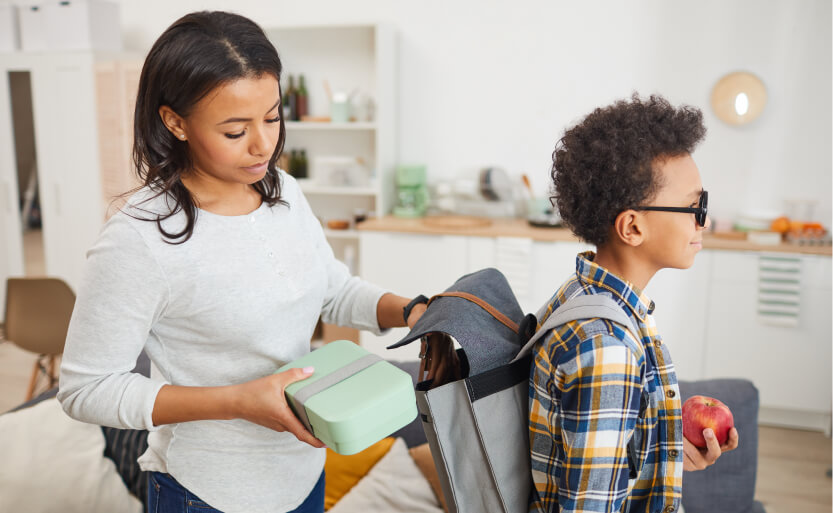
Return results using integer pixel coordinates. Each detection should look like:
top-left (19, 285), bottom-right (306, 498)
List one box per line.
top-left (770, 216), bottom-right (791, 233)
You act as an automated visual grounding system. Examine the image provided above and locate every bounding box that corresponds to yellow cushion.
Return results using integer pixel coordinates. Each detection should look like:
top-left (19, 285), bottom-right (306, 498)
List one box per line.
top-left (324, 436), bottom-right (396, 510)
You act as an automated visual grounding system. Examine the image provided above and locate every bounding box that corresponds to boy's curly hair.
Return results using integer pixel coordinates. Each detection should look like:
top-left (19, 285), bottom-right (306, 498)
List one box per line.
top-left (551, 94), bottom-right (706, 247)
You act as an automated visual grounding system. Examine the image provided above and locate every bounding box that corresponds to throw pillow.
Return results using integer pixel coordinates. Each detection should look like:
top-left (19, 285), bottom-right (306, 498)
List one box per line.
top-left (0, 398), bottom-right (143, 513)
top-left (324, 436), bottom-right (395, 510)
top-left (328, 438), bottom-right (444, 513)
top-left (100, 426), bottom-right (149, 506)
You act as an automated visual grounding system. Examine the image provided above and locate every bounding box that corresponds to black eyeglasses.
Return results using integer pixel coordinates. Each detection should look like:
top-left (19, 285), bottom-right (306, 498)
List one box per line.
top-left (635, 190), bottom-right (708, 227)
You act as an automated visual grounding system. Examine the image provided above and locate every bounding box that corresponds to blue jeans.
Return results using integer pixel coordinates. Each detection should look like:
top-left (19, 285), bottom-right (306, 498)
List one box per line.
top-left (147, 471), bottom-right (325, 513)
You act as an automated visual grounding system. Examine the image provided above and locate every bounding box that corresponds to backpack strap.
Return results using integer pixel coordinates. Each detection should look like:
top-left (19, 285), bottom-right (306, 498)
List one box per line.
top-left (511, 294), bottom-right (642, 363)
top-left (428, 291), bottom-right (519, 333)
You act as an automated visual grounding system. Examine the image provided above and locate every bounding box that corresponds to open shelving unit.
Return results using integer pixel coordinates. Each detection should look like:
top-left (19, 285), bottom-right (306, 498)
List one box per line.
top-left (266, 24), bottom-right (398, 250)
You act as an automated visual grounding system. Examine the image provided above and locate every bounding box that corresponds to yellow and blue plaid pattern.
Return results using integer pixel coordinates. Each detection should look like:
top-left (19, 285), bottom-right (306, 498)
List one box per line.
top-left (528, 252), bottom-right (683, 513)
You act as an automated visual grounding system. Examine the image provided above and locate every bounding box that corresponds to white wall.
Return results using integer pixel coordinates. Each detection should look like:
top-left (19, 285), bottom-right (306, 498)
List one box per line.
top-left (114, 0), bottom-right (832, 224)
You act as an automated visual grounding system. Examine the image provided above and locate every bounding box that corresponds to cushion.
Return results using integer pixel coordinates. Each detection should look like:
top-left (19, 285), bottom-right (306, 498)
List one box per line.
top-left (679, 379), bottom-right (765, 513)
top-left (324, 436), bottom-right (395, 510)
top-left (409, 443), bottom-right (448, 512)
top-left (100, 426), bottom-right (149, 506)
top-left (328, 437), bottom-right (444, 513)
top-left (8, 387), bottom-right (58, 412)
top-left (0, 398), bottom-right (143, 513)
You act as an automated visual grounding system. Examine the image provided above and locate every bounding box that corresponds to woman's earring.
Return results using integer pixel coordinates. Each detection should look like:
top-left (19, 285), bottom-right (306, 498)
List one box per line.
top-left (179, 134), bottom-right (186, 140)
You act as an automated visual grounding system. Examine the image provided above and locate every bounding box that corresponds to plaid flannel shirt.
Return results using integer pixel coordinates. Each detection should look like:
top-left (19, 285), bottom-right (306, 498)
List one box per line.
top-left (528, 252), bottom-right (683, 513)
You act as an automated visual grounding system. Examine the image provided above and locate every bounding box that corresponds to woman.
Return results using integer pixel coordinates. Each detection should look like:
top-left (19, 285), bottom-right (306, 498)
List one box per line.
top-left (58, 11), bottom-right (426, 513)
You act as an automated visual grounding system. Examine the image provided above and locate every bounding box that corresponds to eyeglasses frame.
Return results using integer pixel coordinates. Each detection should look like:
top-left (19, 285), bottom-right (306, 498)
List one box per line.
top-left (635, 190), bottom-right (708, 227)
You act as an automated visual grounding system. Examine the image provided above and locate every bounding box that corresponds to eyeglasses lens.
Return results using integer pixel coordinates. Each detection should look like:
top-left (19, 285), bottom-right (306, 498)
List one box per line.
top-left (698, 191), bottom-right (708, 227)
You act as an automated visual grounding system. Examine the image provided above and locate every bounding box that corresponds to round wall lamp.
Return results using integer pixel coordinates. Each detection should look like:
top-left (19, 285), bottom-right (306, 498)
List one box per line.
top-left (710, 71), bottom-right (767, 126)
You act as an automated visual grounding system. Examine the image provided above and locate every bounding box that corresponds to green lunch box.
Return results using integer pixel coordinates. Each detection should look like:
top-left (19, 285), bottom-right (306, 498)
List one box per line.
top-left (277, 339), bottom-right (417, 455)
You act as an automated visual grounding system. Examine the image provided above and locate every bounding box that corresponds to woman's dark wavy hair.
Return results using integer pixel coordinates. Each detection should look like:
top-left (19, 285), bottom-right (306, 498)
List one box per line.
top-left (130, 11), bottom-right (286, 243)
top-left (551, 93), bottom-right (706, 247)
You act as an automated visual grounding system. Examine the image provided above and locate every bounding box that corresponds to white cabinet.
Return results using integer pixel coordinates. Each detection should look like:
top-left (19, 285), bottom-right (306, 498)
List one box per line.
top-left (644, 253), bottom-right (714, 382)
top-left (359, 231), bottom-right (470, 359)
top-left (528, 240), bottom-right (593, 314)
top-left (0, 52), bottom-right (109, 307)
top-left (702, 251), bottom-right (831, 429)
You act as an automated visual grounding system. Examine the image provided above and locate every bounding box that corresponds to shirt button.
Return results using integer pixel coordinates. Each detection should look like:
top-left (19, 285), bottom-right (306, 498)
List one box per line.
top-left (669, 449), bottom-right (679, 458)
top-left (268, 252), bottom-right (274, 258)
top-left (666, 389), bottom-right (676, 399)
top-left (250, 216), bottom-right (256, 223)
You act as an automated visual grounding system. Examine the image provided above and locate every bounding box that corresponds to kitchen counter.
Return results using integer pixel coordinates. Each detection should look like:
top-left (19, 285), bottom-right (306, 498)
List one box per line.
top-left (358, 216), bottom-right (832, 256)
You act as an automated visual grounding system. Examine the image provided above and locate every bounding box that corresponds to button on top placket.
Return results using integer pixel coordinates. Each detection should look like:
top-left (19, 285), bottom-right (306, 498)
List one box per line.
top-left (249, 214), bottom-right (273, 260)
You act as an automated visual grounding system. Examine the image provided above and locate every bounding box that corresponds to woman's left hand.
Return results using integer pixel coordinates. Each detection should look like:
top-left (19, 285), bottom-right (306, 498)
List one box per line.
top-left (682, 427), bottom-right (739, 471)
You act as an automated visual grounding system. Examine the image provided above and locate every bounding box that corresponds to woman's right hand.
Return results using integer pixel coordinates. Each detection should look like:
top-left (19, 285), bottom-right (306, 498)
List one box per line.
top-left (234, 367), bottom-right (326, 449)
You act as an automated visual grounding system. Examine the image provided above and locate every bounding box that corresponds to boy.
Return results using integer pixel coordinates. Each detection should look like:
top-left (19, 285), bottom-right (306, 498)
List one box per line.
top-left (528, 95), bottom-right (739, 513)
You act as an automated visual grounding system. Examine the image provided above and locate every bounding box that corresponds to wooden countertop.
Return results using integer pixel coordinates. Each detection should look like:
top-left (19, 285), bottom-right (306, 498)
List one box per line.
top-left (358, 216), bottom-right (832, 256)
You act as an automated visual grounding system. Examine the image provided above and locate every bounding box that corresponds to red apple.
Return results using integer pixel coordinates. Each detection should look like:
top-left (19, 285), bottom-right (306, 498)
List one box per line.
top-left (682, 395), bottom-right (734, 448)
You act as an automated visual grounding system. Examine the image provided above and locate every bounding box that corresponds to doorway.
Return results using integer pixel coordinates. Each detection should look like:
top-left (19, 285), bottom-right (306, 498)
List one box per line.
top-left (8, 71), bottom-right (44, 277)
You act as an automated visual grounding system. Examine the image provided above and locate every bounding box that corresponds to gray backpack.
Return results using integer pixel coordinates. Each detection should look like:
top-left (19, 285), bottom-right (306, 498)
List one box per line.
top-left (414, 293), bottom-right (640, 513)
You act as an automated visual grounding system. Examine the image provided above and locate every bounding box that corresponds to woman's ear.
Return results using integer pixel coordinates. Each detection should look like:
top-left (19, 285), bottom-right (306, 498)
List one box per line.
top-left (613, 209), bottom-right (645, 247)
top-left (158, 106), bottom-right (188, 141)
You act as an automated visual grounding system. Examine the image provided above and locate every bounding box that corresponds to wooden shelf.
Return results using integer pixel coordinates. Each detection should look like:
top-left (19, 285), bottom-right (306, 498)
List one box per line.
top-left (285, 121), bottom-right (375, 131)
top-left (323, 228), bottom-right (359, 240)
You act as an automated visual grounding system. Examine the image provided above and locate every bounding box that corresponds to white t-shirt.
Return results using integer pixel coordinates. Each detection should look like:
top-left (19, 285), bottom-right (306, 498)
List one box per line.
top-left (58, 172), bottom-right (387, 513)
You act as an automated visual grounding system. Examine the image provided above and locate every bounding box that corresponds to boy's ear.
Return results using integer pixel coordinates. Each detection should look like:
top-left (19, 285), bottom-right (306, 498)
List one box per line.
top-left (158, 105), bottom-right (188, 140)
top-left (613, 209), bottom-right (645, 247)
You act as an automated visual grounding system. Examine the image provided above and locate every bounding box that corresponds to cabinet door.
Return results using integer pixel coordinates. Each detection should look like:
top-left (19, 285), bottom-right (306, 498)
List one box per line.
top-left (529, 240), bottom-right (592, 314)
top-left (358, 231), bottom-right (469, 358)
top-left (704, 251), bottom-right (832, 413)
top-left (29, 54), bottom-right (104, 289)
top-left (0, 68), bottom-right (25, 311)
top-left (645, 253), bottom-right (713, 382)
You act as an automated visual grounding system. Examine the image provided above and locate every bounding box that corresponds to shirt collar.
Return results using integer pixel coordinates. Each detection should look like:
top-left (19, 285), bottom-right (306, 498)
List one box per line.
top-left (575, 251), bottom-right (655, 320)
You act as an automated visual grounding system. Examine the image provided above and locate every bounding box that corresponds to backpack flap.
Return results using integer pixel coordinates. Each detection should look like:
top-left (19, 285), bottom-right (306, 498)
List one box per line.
top-left (388, 268), bottom-right (526, 376)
